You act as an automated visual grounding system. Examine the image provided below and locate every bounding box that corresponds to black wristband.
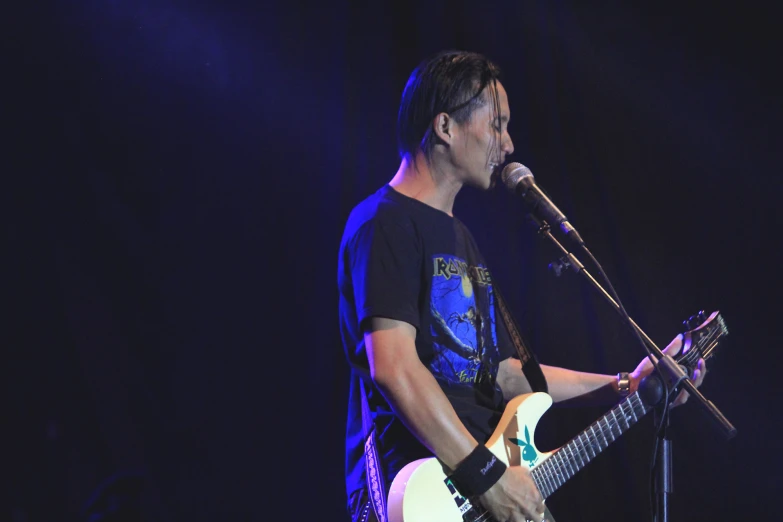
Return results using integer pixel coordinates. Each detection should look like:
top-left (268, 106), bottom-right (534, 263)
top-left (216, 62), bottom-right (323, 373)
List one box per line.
top-left (448, 444), bottom-right (507, 498)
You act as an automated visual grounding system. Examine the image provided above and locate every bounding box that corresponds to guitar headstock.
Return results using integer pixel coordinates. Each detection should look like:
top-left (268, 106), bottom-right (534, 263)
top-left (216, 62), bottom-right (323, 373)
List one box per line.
top-left (677, 310), bottom-right (729, 370)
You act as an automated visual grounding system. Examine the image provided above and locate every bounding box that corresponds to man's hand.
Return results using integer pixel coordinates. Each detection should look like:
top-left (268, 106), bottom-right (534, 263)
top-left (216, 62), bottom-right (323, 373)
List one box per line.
top-left (630, 333), bottom-right (707, 407)
top-left (479, 466), bottom-right (547, 522)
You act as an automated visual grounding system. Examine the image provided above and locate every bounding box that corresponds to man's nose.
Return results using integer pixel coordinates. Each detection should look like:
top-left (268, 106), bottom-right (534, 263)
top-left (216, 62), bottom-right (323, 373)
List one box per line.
top-left (503, 133), bottom-right (514, 156)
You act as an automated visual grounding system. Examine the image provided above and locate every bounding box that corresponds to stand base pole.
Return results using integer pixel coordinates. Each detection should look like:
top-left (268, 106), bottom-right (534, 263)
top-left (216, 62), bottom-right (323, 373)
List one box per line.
top-left (655, 423), bottom-right (673, 522)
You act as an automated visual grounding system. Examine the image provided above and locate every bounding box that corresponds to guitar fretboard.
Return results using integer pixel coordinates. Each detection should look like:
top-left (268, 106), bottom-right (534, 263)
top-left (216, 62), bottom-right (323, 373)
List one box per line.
top-left (530, 391), bottom-right (650, 499)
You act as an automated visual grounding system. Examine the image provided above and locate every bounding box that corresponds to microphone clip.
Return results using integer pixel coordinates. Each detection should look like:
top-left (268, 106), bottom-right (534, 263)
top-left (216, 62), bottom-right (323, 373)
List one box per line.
top-left (525, 212), bottom-right (550, 235)
top-left (548, 257), bottom-right (572, 277)
top-left (526, 213), bottom-right (585, 276)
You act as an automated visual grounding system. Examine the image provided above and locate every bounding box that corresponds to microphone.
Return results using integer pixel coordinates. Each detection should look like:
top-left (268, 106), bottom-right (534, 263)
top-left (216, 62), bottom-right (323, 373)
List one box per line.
top-left (501, 162), bottom-right (584, 245)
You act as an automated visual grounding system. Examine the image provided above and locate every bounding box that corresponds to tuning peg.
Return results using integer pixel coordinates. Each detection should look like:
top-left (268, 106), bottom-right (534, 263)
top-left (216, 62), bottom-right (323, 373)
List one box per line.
top-left (683, 311), bottom-right (705, 331)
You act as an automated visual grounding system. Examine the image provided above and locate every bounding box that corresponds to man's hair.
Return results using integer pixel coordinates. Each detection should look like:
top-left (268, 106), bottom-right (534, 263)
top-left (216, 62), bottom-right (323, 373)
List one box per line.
top-left (396, 50), bottom-right (502, 160)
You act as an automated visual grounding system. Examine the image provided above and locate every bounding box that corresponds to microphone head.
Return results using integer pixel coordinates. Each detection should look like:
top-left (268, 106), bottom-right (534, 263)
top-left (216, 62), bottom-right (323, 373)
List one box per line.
top-left (501, 162), bottom-right (535, 191)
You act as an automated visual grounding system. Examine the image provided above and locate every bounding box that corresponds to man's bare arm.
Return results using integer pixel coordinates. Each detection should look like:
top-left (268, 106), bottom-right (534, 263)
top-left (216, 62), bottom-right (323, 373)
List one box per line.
top-left (365, 317), bottom-right (478, 468)
top-left (497, 359), bottom-right (618, 406)
top-left (366, 317), bottom-right (546, 521)
top-left (497, 334), bottom-right (705, 407)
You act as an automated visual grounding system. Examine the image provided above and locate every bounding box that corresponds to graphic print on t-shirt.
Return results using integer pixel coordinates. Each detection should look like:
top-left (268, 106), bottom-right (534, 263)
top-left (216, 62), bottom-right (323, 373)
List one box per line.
top-left (430, 254), bottom-right (499, 387)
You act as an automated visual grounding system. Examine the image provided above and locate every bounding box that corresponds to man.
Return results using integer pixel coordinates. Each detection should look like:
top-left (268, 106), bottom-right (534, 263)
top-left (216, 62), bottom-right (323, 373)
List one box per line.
top-left (338, 50), bottom-right (705, 522)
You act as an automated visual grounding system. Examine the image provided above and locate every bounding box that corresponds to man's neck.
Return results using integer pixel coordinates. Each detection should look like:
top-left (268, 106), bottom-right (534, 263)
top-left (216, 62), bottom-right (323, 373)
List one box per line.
top-left (389, 153), bottom-right (462, 216)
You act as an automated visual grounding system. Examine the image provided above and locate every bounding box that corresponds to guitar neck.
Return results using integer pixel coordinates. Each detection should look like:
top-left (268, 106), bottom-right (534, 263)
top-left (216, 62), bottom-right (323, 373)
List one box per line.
top-left (531, 391), bottom-right (651, 499)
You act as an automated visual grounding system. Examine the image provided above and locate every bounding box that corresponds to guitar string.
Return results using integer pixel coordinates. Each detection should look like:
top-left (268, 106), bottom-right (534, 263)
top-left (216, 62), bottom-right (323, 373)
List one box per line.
top-left (532, 394), bottom-right (648, 496)
top-left (538, 391), bottom-right (657, 493)
top-left (534, 395), bottom-right (643, 494)
top-left (388, 407), bottom-right (642, 518)
top-left (532, 324), bottom-right (724, 496)
top-left (535, 342), bottom-right (719, 496)
top-left (475, 387), bottom-right (686, 520)
top-left (471, 322), bottom-right (725, 512)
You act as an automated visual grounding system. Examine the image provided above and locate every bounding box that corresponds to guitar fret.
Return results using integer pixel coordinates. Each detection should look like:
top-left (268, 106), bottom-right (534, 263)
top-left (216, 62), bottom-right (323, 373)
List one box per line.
top-left (597, 418), bottom-right (607, 443)
top-left (623, 399), bottom-right (635, 427)
top-left (587, 425), bottom-right (598, 452)
top-left (565, 449), bottom-right (576, 478)
top-left (589, 425), bottom-right (602, 453)
top-left (609, 408), bottom-right (622, 437)
top-left (546, 457), bottom-right (559, 491)
top-left (627, 396), bottom-right (639, 423)
top-left (545, 461), bottom-right (559, 491)
top-left (564, 443), bottom-right (579, 475)
top-left (531, 469), bottom-right (546, 498)
top-left (573, 435), bottom-right (585, 464)
top-left (634, 394), bottom-right (648, 417)
top-left (533, 466), bottom-right (544, 495)
top-left (582, 431), bottom-right (598, 460)
top-left (582, 432), bottom-right (595, 459)
top-left (546, 463), bottom-right (557, 495)
top-left (618, 400), bottom-right (628, 426)
top-left (542, 467), bottom-right (556, 497)
top-left (541, 474), bottom-right (555, 498)
top-left (573, 438), bottom-right (587, 468)
top-left (570, 442), bottom-right (587, 471)
top-left (611, 407), bottom-right (626, 434)
top-left (547, 459), bottom-right (560, 491)
top-left (599, 417), bottom-right (611, 444)
top-left (596, 419), bottom-right (609, 447)
top-left (607, 415), bottom-right (618, 439)
top-left (599, 422), bottom-right (609, 447)
top-left (553, 452), bottom-right (566, 486)
top-left (541, 475), bottom-right (555, 497)
top-left (583, 432), bottom-right (595, 460)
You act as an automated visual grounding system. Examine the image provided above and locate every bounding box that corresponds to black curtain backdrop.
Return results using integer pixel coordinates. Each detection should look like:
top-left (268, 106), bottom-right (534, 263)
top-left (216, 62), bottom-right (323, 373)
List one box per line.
top-left (8, 1), bottom-right (782, 521)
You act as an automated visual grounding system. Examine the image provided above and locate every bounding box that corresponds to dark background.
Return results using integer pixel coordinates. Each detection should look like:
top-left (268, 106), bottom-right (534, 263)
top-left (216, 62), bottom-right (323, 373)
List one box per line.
top-left (7, 1), bottom-right (782, 520)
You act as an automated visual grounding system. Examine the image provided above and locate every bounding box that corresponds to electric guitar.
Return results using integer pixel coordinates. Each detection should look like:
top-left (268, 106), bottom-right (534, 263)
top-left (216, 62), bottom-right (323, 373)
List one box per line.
top-left (387, 311), bottom-right (728, 522)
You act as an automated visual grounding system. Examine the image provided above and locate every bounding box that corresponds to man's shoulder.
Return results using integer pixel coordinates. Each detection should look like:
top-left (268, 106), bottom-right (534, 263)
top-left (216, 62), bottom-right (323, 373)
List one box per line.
top-left (343, 185), bottom-right (416, 236)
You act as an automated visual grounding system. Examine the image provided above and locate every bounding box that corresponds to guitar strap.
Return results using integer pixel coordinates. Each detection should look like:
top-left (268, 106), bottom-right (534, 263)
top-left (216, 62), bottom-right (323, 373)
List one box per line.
top-left (494, 285), bottom-right (557, 521)
top-left (493, 285), bottom-right (549, 394)
top-left (358, 374), bottom-right (387, 522)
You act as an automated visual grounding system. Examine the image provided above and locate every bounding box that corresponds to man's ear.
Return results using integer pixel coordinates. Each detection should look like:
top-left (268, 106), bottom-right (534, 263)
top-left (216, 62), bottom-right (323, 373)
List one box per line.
top-left (432, 112), bottom-right (454, 145)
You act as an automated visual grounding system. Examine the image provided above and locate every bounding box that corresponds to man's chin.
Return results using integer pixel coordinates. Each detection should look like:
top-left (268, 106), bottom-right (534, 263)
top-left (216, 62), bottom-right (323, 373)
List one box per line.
top-left (463, 171), bottom-right (498, 191)
top-left (465, 179), bottom-right (494, 192)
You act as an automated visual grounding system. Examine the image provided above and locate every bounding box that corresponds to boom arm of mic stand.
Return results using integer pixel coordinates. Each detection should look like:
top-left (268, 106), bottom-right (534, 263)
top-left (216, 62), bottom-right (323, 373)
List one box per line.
top-left (528, 214), bottom-right (736, 440)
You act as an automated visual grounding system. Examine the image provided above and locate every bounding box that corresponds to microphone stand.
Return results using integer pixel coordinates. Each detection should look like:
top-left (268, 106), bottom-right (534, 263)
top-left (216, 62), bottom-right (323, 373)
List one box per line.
top-left (654, 406), bottom-right (673, 522)
top-left (527, 214), bottom-right (736, 522)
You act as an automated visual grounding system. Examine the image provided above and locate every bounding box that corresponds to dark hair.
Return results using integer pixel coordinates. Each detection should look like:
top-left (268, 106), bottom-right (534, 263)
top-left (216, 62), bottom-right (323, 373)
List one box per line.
top-left (396, 50), bottom-right (503, 160)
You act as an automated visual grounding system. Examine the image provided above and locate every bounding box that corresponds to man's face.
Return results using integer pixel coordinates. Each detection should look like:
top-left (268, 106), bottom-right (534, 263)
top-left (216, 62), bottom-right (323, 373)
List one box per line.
top-left (451, 81), bottom-right (514, 190)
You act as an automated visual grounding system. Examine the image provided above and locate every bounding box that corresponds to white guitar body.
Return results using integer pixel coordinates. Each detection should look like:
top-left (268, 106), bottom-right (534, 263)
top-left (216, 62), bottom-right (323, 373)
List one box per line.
top-left (387, 392), bottom-right (554, 522)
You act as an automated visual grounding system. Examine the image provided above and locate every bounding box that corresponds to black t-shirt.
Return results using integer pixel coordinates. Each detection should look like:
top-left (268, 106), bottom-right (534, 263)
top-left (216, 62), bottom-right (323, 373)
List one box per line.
top-left (338, 185), bottom-right (535, 501)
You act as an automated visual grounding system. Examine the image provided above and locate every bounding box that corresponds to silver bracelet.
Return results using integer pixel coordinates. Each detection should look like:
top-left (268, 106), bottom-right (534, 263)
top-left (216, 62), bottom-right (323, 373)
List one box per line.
top-left (617, 372), bottom-right (631, 397)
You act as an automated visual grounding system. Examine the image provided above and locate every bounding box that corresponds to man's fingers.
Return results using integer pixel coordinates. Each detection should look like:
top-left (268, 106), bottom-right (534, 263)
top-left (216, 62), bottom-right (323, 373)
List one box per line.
top-left (663, 333), bottom-right (684, 357)
top-left (676, 358), bottom-right (706, 406)
top-left (691, 370), bottom-right (704, 388)
top-left (694, 359), bottom-right (706, 386)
